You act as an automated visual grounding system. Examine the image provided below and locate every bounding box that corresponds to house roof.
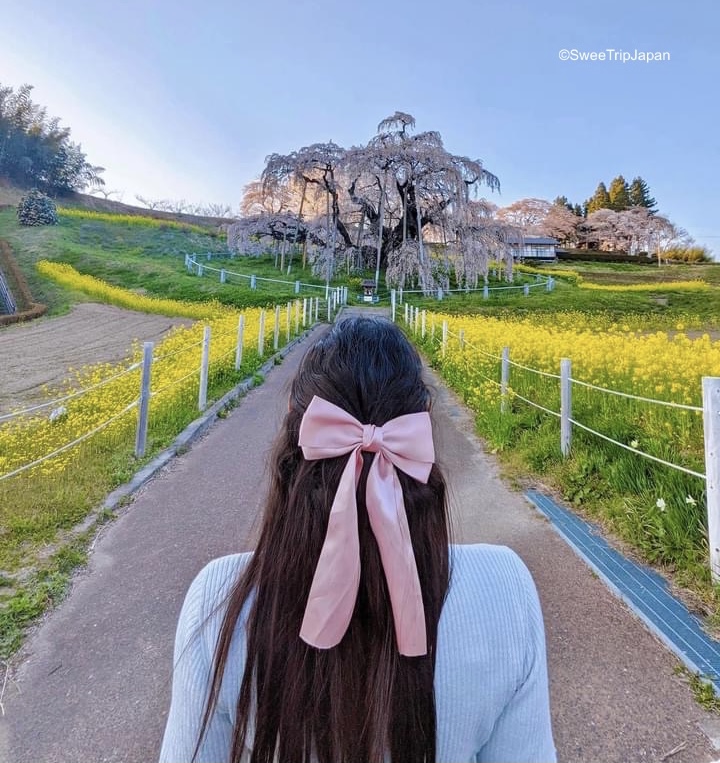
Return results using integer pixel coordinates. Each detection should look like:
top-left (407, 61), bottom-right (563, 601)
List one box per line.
top-left (508, 236), bottom-right (559, 245)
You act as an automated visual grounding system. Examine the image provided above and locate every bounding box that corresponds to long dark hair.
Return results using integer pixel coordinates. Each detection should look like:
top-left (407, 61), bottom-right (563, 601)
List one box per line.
top-left (197, 316), bottom-right (450, 763)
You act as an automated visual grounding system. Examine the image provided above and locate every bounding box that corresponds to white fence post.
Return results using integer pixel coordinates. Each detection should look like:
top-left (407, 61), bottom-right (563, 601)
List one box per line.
top-left (458, 329), bottom-right (464, 349)
top-left (134, 342), bottom-right (154, 458)
top-left (391, 289), bottom-right (396, 322)
top-left (703, 377), bottom-right (720, 581)
top-left (250, 274), bottom-right (257, 290)
top-left (258, 309), bottom-right (266, 357)
top-left (274, 305), bottom-right (281, 350)
top-left (302, 298), bottom-right (307, 327)
top-left (442, 320), bottom-right (448, 357)
top-left (314, 297), bottom-right (319, 322)
top-left (431, 316), bottom-right (436, 340)
top-left (327, 298), bottom-right (332, 322)
top-left (421, 310), bottom-right (426, 338)
top-left (198, 326), bottom-right (211, 411)
top-left (295, 280), bottom-right (300, 294)
top-left (483, 283), bottom-right (489, 300)
top-left (220, 268), bottom-right (226, 284)
top-left (286, 302), bottom-right (291, 342)
top-left (523, 284), bottom-right (529, 296)
top-left (197, 263), bottom-right (204, 277)
top-left (399, 287), bottom-right (403, 304)
top-left (235, 314), bottom-right (245, 371)
top-left (404, 303), bottom-right (409, 324)
top-left (500, 347), bottom-right (510, 413)
top-left (560, 358), bottom-right (572, 456)
top-left (295, 299), bottom-right (300, 334)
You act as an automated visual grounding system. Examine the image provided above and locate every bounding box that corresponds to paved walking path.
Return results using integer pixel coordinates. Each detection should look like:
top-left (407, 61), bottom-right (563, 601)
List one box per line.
top-left (1, 307), bottom-right (719, 763)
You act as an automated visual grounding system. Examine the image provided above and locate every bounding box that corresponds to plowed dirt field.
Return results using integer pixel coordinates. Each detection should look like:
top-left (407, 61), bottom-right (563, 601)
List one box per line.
top-left (0, 303), bottom-right (192, 415)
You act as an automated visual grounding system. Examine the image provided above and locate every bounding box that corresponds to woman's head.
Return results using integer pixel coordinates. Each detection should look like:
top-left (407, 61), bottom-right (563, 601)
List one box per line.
top-left (289, 314), bottom-right (431, 427)
top-left (265, 316), bottom-right (443, 595)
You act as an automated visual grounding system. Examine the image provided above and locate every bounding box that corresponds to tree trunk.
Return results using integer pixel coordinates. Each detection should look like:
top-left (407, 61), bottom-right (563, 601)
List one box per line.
top-left (375, 171), bottom-right (387, 287)
top-left (356, 210), bottom-right (365, 271)
top-left (415, 196), bottom-right (427, 294)
top-left (295, 179), bottom-right (307, 272)
top-left (403, 185), bottom-right (407, 243)
top-left (280, 227), bottom-right (287, 272)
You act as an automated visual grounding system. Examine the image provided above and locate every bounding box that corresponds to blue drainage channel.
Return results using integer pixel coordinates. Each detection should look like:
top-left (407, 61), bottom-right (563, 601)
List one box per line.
top-left (525, 489), bottom-right (720, 693)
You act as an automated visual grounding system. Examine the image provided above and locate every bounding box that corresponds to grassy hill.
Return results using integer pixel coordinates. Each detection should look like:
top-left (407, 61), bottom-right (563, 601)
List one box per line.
top-left (0, 183), bottom-right (337, 315)
top-left (2, 178), bottom-right (720, 328)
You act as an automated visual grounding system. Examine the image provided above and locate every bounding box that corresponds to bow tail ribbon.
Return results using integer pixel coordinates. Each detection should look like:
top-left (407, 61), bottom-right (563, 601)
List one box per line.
top-left (300, 449), bottom-right (363, 650)
top-left (366, 455), bottom-right (427, 656)
top-left (300, 448), bottom-right (427, 657)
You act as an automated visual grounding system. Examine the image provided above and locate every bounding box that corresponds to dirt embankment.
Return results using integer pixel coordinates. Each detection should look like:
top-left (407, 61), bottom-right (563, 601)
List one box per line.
top-left (0, 303), bottom-right (192, 415)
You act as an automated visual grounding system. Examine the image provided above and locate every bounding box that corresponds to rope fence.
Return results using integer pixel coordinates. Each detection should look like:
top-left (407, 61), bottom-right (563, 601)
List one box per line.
top-left (0, 361), bottom-right (142, 423)
top-left (185, 254), bottom-right (347, 303)
top-left (0, 297), bottom-right (328, 481)
top-left (0, 401), bottom-right (139, 483)
top-left (188, 254), bottom-right (555, 306)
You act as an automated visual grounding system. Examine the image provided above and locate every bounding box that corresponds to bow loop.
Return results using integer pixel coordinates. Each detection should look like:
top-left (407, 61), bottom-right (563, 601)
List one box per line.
top-left (297, 395), bottom-right (434, 657)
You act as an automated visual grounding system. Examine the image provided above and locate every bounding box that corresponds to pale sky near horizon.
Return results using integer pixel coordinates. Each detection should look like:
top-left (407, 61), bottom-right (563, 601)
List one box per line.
top-left (3, 0), bottom-right (719, 254)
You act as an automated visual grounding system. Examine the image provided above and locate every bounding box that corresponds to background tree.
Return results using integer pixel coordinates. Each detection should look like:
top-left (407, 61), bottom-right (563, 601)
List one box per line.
top-left (497, 198), bottom-right (578, 245)
top-left (586, 182), bottom-right (611, 214)
top-left (90, 188), bottom-right (124, 201)
top-left (496, 198), bottom-right (550, 231)
top-left (628, 176), bottom-right (657, 212)
top-left (0, 83), bottom-right (104, 194)
top-left (579, 208), bottom-right (689, 256)
top-left (608, 175), bottom-right (631, 211)
top-left (553, 195), bottom-right (575, 213)
top-left (135, 195), bottom-right (169, 210)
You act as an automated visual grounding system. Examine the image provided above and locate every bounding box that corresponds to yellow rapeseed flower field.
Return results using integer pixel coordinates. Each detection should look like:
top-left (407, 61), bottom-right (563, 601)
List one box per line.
top-left (57, 207), bottom-right (211, 235)
top-left (422, 310), bottom-right (720, 404)
top-left (37, 260), bottom-right (230, 319)
top-left (411, 307), bottom-right (716, 572)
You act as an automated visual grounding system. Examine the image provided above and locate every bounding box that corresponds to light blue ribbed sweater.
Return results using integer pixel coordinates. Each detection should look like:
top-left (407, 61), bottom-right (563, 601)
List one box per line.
top-left (160, 544), bottom-right (556, 763)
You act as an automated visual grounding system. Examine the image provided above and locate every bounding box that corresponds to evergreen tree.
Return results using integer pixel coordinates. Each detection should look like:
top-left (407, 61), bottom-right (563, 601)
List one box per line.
top-left (573, 203), bottom-right (584, 217)
top-left (586, 182), bottom-right (611, 214)
top-left (608, 175), bottom-right (631, 211)
top-left (628, 176), bottom-right (657, 212)
top-left (553, 195), bottom-right (574, 212)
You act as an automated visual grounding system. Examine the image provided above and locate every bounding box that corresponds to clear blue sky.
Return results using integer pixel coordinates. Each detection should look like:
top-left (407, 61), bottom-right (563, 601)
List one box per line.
top-left (3, 0), bottom-right (719, 254)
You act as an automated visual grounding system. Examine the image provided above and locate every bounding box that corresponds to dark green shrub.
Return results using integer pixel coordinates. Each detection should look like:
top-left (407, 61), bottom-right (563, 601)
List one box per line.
top-left (17, 190), bottom-right (58, 226)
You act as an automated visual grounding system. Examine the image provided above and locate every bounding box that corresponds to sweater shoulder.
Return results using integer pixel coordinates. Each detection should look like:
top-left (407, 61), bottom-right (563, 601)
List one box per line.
top-left (191, 552), bottom-right (253, 621)
top-left (441, 543), bottom-right (539, 640)
top-left (448, 543), bottom-right (534, 593)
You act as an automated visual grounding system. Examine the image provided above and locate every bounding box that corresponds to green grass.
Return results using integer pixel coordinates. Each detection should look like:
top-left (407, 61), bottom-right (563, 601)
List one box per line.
top-left (0, 208), bottom-right (229, 313)
top-left (0, 536), bottom-right (89, 658)
top-left (542, 260), bottom-right (720, 286)
top-left (0, 208), bottom-right (369, 310)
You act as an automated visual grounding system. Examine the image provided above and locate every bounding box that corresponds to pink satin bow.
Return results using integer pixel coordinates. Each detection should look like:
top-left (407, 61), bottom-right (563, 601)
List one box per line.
top-left (297, 395), bottom-right (435, 657)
